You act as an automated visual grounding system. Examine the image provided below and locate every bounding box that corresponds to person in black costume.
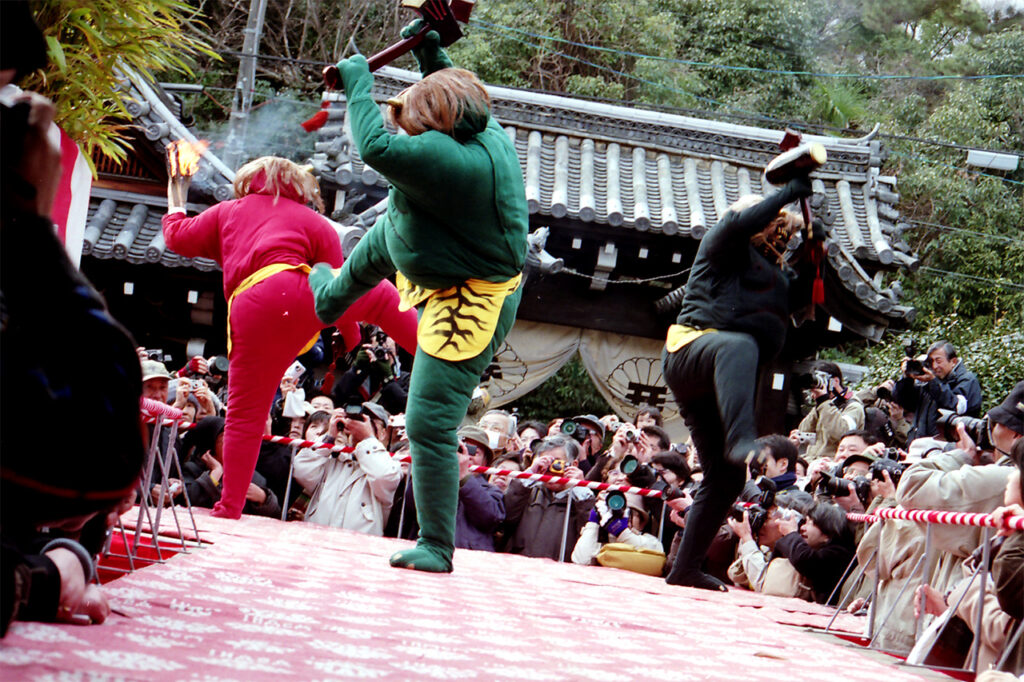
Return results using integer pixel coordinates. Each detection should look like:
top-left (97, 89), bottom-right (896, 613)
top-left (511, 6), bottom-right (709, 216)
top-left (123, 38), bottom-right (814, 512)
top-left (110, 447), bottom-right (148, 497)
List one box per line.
top-left (662, 175), bottom-right (820, 591)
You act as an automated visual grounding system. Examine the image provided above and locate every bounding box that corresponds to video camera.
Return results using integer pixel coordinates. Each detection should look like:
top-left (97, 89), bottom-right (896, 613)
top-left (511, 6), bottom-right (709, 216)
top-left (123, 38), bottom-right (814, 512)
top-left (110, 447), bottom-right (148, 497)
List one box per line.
top-left (729, 476), bottom-right (777, 539)
top-left (936, 410), bottom-right (993, 451)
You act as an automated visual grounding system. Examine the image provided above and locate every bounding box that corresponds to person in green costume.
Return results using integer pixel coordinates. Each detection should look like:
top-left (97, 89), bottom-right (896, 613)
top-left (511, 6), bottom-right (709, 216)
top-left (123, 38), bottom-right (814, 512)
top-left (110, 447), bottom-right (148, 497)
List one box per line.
top-left (308, 23), bottom-right (529, 573)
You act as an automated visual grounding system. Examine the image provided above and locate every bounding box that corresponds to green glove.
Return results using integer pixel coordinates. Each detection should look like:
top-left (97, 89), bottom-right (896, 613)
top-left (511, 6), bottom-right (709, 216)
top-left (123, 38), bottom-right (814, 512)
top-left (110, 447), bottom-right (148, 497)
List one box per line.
top-left (354, 349), bottom-right (372, 372)
top-left (400, 19), bottom-right (453, 75)
top-left (372, 359), bottom-right (395, 382)
top-left (335, 54), bottom-right (372, 96)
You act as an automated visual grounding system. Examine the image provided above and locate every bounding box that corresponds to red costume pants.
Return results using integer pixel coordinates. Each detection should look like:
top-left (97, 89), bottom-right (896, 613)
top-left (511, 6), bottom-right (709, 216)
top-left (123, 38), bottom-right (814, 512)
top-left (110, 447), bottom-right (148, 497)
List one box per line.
top-left (212, 270), bottom-right (417, 519)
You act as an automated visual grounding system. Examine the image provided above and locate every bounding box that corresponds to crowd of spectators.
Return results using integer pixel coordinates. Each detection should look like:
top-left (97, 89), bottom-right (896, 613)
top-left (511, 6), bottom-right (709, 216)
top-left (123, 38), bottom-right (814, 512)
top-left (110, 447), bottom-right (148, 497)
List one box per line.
top-left (127, 328), bottom-right (1024, 674)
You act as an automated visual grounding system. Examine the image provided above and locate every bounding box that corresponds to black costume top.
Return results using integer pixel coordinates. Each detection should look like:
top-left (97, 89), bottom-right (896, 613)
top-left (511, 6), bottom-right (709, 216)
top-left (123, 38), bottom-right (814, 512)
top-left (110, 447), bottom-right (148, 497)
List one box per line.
top-left (676, 178), bottom-right (814, 361)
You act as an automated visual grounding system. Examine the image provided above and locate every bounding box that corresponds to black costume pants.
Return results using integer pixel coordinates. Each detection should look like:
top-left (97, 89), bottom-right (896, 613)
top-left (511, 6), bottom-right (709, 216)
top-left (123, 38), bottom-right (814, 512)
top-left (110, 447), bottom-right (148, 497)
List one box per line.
top-left (662, 331), bottom-right (759, 581)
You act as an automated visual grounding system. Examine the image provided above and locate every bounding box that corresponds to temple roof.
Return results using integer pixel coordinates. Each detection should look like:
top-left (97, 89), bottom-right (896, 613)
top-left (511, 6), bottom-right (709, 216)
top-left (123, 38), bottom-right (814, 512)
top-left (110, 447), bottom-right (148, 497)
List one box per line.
top-left (82, 66), bottom-right (917, 341)
top-left (309, 67), bottom-right (916, 339)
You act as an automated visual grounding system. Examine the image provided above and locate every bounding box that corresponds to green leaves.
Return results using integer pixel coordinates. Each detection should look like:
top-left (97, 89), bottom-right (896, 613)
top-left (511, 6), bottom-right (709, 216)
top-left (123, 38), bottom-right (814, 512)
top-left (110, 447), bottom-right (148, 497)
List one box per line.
top-left (24, 0), bottom-right (217, 174)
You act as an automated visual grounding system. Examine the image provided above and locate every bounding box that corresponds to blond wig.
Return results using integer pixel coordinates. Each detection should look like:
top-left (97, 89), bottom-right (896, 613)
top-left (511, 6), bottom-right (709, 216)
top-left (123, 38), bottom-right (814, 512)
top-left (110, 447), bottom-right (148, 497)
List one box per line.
top-left (233, 156), bottom-right (324, 213)
top-left (387, 68), bottom-right (491, 137)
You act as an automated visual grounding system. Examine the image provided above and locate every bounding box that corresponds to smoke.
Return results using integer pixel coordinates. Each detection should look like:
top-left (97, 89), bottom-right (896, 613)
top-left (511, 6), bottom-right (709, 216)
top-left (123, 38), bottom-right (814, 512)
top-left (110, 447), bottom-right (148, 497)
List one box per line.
top-left (197, 94), bottom-right (320, 169)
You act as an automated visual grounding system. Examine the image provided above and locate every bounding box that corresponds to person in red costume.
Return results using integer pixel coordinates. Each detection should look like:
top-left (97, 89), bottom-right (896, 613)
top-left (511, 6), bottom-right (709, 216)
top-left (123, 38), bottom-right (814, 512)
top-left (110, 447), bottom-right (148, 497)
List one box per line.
top-left (163, 155), bottom-right (417, 519)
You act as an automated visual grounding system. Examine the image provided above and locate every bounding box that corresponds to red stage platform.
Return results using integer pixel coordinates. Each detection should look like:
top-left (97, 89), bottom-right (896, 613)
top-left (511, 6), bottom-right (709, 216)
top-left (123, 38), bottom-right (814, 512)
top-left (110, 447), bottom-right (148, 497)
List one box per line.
top-left (1, 509), bottom-right (949, 681)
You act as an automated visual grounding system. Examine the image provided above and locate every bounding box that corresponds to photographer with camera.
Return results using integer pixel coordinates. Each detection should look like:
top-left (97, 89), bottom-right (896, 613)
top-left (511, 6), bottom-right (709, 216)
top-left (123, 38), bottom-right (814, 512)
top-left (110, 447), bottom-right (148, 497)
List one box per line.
top-left (854, 381), bottom-right (1021, 655)
top-left (571, 465), bottom-right (665, 574)
top-left (331, 327), bottom-right (409, 417)
top-left (772, 500), bottom-right (855, 605)
top-left (502, 436), bottom-right (595, 561)
top-left (291, 403), bottom-right (401, 534)
top-left (747, 435), bottom-right (801, 495)
top-left (790, 361), bottom-right (865, 461)
top-left (890, 340), bottom-right (982, 442)
top-left (558, 414), bottom-right (606, 477)
top-left (726, 492), bottom-right (815, 600)
top-left (454, 426), bottom-right (505, 552)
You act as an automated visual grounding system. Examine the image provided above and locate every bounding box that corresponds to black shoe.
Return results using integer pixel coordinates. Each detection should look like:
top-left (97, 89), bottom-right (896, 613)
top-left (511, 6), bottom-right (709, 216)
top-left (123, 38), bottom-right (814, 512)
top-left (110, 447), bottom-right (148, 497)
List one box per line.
top-left (665, 570), bottom-right (728, 592)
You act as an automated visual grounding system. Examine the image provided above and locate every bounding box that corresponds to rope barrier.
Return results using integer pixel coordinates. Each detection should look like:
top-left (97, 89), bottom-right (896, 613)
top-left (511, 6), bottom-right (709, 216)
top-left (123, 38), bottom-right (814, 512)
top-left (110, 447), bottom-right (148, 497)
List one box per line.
top-left (140, 398), bottom-right (183, 419)
top-left (144, 410), bottom-right (1024, 527)
top-left (875, 506), bottom-right (1024, 531)
top-left (142, 414), bottom-right (664, 497)
top-left (846, 507), bottom-right (1024, 531)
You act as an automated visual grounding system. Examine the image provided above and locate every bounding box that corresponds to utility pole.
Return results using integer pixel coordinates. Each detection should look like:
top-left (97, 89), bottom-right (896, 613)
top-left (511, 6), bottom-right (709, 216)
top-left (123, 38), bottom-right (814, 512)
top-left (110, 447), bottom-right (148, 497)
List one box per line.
top-left (224, 0), bottom-right (268, 170)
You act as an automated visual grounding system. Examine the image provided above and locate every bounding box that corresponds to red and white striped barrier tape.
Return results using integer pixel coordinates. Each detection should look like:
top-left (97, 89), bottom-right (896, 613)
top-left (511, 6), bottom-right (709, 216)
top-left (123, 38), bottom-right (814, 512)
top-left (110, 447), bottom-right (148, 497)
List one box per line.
top-left (140, 398), bottom-right (183, 420)
top-left (875, 506), bottom-right (1024, 531)
top-left (141, 411), bottom-right (663, 497)
top-left (847, 508), bottom-right (1023, 531)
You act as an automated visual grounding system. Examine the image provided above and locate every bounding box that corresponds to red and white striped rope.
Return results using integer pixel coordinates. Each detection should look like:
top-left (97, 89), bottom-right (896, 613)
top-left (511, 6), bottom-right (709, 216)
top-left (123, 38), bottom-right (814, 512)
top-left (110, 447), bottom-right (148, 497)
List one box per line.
top-left (140, 398), bottom-right (183, 420)
top-left (846, 513), bottom-right (879, 524)
top-left (142, 412), bottom-right (662, 497)
top-left (874, 506), bottom-right (1024, 531)
top-left (847, 508), bottom-right (1023, 531)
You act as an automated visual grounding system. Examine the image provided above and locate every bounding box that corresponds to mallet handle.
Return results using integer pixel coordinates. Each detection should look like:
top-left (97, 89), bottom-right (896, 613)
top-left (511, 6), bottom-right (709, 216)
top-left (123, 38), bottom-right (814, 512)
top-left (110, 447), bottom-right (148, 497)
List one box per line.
top-left (366, 30), bottom-right (427, 72)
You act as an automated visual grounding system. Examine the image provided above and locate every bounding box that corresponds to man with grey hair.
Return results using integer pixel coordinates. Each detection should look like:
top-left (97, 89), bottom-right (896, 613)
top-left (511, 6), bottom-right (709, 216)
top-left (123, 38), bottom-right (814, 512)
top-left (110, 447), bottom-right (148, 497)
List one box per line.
top-left (891, 340), bottom-right (982, 441)
top-left (502, 436), bottom-right (595, 561)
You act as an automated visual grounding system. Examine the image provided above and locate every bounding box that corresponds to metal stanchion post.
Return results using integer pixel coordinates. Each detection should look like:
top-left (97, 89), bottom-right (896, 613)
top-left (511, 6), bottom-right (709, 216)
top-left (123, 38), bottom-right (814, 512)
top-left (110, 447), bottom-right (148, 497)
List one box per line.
top-left (914, 523), bottom-right (934, 642)
top-left (968, 527), bottom-right (992, 674)
top-left (866, 565), bottom-right (879, 641)
top-left (558, 493), bottom-right (573, 563)
top-left (869, 548), bottom-right (928, 648)
top-left (281, 443), bottom-right (298, 522)
top-left (825, 549), bottom-right (877, 633)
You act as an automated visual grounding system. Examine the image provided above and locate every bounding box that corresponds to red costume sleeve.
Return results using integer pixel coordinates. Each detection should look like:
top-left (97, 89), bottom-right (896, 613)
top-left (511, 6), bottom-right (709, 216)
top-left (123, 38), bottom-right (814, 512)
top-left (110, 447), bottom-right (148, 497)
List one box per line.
top-left (162, 203), bottom-right (227, 263)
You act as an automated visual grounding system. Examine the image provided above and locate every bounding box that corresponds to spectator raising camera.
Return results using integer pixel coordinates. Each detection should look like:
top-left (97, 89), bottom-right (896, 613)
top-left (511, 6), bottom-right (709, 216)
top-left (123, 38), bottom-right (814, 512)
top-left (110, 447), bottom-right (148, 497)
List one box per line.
top-left (791, 361), bottom-right (865, 461)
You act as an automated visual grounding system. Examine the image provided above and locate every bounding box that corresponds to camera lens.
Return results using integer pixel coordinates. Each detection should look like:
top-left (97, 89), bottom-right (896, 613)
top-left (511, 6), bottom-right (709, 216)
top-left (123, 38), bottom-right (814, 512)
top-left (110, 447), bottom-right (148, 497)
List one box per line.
top-left (606, 490), bottom-right (627, 512)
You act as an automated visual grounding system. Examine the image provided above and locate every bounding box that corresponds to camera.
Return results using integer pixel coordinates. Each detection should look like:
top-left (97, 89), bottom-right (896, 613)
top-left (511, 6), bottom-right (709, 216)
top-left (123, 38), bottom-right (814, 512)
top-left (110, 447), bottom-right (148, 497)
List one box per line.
top-left (817, 471), bottom-right (872, 508)
top-left (344, 404), bottom-right (365, 418)
top-left (620, 424), bottom-right (640, 443)
top-left (905, 356), bottom-right (932, 377)
top-left (547, 458), bottom-right (568, 476)
top-left (869, 457), bottom-right (908, 488)
top-left (560, 419), bottom-right (594, 444)
top-left (935, 410), bottom-right (993, 451)
top-left (794, 431), bottom-right (817, 445)
top-left (606, 490), bottom-right (627, 514)
top-left (729, 476), bottom-right (777, 538)
top-left (619, 455), bottom-right (658, 488)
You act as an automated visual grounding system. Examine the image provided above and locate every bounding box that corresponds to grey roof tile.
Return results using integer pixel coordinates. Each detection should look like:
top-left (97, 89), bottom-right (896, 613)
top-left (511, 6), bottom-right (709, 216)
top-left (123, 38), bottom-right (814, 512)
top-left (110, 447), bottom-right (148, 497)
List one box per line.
top-left (312, 66), bottom-right (914, 322)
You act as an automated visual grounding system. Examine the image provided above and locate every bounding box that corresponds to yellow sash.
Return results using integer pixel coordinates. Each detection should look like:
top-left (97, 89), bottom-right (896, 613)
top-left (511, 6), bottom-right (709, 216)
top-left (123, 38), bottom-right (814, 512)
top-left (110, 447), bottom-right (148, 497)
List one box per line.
top-left (395, 272), bottom-right (522, 362)
top-left (665, 324), bottom-right (717, 353)
top-left (227, 263), bottom-right (319, 357)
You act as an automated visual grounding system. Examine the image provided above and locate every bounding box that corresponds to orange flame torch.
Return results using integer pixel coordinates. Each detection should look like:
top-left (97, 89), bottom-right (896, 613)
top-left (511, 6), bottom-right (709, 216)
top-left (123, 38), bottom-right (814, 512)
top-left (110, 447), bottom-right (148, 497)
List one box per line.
top-left (166, 139), bottom-right (209, 179)
top-left (166, 139), bottom-right (209, 209)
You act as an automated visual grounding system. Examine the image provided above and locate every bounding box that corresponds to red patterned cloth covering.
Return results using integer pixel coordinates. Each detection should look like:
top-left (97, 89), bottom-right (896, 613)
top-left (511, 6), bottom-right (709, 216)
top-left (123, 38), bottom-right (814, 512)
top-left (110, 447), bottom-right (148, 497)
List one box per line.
top-left (1, 509), bottom-right (937, 681)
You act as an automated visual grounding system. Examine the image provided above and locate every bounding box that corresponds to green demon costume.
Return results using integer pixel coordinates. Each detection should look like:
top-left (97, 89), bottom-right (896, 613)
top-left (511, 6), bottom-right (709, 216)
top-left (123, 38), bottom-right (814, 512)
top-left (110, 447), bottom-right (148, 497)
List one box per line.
top-left (308, 30), bottom-right (528, 573)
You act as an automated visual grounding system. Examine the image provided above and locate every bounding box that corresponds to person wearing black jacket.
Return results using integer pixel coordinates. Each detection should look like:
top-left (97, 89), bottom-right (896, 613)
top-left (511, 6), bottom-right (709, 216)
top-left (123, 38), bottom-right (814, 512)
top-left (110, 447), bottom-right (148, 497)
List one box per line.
top-left (773, 501), bottom-right (854, 605)
top-left (891, 340), bottom-right (982, 441)
top-left (662, 175), bottom-right (820, 591)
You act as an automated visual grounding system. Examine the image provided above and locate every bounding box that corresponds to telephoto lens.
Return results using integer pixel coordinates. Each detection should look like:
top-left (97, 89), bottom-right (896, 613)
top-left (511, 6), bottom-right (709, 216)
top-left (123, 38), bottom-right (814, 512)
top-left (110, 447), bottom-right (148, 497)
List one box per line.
top-left (606, 490), bottom-right (627, 513)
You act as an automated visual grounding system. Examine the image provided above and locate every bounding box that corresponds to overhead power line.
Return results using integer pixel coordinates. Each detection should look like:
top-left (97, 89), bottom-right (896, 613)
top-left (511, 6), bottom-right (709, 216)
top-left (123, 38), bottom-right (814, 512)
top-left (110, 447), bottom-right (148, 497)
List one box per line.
top-left (905, 220), bottom-right (1024, 244)
top-left (919, 267), bottom-right (1024, 291)
top-left (471, 19), bottom-right (1024, 82)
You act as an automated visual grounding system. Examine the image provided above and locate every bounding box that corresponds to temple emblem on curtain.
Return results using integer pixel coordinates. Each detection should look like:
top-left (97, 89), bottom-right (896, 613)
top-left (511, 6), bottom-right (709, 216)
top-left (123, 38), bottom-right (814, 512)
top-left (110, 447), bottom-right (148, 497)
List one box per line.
top-left (486, 341), bottom-right (527, 400)
top-left (606, 357), bottom-right (677, 420)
